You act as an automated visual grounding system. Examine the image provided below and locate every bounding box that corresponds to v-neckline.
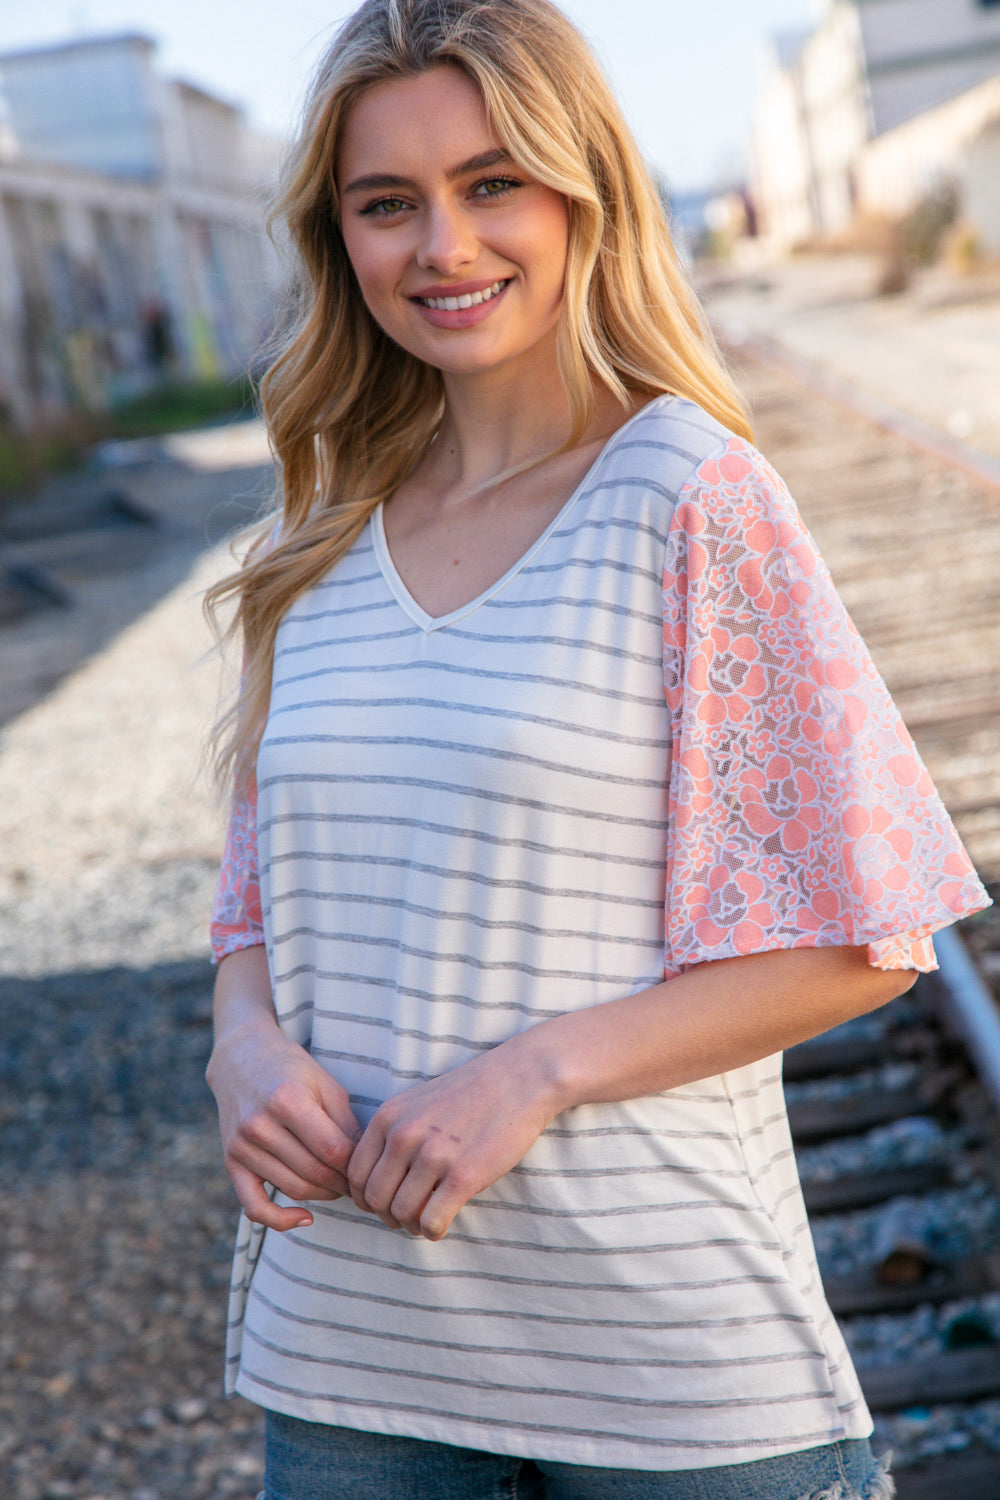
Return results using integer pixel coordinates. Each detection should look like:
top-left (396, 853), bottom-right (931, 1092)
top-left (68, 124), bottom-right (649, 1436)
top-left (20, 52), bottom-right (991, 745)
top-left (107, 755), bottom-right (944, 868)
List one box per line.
top-left (371, 395), bottom-right (669, 634)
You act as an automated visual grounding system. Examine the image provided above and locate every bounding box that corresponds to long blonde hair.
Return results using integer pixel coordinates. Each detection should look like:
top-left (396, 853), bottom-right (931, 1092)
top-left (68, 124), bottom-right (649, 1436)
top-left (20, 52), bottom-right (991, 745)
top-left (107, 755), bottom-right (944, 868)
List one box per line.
top-left (207, 0), bottom-right (752, 786)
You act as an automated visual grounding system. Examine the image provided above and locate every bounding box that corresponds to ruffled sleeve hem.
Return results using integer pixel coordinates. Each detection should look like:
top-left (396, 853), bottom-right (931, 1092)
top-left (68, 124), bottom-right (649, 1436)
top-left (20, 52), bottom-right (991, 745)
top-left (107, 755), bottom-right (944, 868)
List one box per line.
top-left (868, 929), bottom-right (942, 973)
top-left (211, 927), bottom-right (267, 966)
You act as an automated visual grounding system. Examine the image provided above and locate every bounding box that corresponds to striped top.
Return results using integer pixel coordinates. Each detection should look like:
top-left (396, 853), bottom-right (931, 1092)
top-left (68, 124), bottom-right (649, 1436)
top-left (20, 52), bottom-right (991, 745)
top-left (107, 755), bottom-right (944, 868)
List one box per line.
top-left (212, 396), bottom-right (988, 1470)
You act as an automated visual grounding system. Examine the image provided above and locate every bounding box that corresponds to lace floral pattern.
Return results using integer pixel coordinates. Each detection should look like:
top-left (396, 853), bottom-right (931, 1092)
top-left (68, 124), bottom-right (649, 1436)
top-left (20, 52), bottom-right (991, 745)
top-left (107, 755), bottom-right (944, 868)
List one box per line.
top-left (210, 775), bottom-right (264, 962)
top-left (661, 437), bottom-right (987, 974)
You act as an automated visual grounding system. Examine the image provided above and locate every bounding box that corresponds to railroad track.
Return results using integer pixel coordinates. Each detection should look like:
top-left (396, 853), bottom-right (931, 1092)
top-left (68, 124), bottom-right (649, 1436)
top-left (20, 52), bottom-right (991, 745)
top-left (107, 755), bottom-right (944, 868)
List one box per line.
top-left (785, 942), bottom-right (1000, 1499)
top-left (732, 342), bottom-right (1000, 1495)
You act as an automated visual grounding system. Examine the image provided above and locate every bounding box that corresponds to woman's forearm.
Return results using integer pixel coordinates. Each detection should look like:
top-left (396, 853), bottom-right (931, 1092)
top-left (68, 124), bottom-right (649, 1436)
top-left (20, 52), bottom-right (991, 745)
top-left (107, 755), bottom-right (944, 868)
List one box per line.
top-left (512, 943), bottom-right (913, 1115)
top-left (210, 942), bottom-right (278, 1042)
top-left (348, 942), bottom-right (914, 1239)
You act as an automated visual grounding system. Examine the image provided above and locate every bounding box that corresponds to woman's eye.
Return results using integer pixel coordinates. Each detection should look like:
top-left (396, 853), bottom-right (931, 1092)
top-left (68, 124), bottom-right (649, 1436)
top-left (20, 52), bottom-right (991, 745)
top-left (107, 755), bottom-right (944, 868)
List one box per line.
top-left (360, 196), bottom-right (409, 218)
top-left (472, 176), bottom-right (523, 200)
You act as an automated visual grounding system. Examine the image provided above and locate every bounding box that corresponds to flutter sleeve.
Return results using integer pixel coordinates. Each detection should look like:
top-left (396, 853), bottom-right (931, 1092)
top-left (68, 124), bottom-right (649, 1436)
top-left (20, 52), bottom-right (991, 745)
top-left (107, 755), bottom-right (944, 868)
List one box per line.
top-left (661, 435), bottom-right (990, 975)
top-left (210, 773), bottom-right (265, 964)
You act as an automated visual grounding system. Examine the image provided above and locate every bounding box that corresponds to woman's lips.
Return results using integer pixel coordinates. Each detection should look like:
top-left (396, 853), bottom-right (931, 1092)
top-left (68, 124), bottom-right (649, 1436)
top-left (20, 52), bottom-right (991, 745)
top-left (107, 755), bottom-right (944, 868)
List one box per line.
top-left (410, 278), bottom-right (511, 328)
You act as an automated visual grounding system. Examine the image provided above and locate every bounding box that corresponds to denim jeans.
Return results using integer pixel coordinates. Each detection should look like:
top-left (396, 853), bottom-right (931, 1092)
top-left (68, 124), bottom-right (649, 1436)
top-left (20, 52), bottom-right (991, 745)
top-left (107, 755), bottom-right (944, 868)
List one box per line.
top-left (261, 1412), bottom-right (895, 1499)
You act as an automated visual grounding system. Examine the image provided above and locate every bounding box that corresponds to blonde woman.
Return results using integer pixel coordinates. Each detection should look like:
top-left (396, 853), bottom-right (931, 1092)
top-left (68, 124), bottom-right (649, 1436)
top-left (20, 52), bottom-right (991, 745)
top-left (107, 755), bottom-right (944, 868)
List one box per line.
top-left (206, 2), bottom-right (988, 1495)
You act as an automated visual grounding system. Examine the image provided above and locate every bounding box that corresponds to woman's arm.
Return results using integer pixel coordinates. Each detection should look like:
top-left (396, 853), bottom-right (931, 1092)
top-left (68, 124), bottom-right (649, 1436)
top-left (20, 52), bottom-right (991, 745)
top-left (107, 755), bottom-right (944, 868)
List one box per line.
top-left (207, 945), bottom-right (362, 1231)
top-left (208, 774), bottom-right (361, 1231)
top-left (347, 942), bottom-right (912, 1241)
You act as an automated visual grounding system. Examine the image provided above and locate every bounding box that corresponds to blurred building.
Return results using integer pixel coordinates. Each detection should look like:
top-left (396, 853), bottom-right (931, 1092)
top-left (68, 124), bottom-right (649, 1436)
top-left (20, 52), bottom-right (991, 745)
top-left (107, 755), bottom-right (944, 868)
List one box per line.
top-left (753, 0), bottom-right (1000, 248)
top-left (0, 33), bottom-right (284, 429)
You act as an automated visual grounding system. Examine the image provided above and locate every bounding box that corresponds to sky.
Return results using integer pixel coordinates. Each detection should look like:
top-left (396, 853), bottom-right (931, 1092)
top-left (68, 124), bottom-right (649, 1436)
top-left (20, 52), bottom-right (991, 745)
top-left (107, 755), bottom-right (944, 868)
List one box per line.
top-left (0, 0), bottom-right (823, 190)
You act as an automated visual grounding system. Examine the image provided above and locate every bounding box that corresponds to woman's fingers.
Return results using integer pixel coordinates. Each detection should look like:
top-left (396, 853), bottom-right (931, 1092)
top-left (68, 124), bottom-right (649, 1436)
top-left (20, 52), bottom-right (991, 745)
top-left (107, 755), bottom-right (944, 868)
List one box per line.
top-left (312, 1064), bottom-right (364, 1144)
top-left (345, 1039), bottom-right (558, 1238)
top-left (209, 1022), bottom-right (364, 1219)
top-left (346, 1118), bottom-right (402, 1227)
top-left (227, 1161), bottom-right (317, 1231)
top-left (373, 1150), bottom-right (444, 1235)
top-left (356, 1135), bottom-right (478, 1239)
top-left (226, 1122), bottom-right (349, 1202)
top-left (348, 1103), bottom-right (489, 1237)
top-left (240, 1087), bottom-right (355, 1195)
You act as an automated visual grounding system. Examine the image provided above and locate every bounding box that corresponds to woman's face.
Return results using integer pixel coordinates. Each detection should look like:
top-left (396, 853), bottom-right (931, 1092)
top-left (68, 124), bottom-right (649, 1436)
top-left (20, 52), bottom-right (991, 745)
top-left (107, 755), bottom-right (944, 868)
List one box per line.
top-left (336, 66), bottom-right (570, 384)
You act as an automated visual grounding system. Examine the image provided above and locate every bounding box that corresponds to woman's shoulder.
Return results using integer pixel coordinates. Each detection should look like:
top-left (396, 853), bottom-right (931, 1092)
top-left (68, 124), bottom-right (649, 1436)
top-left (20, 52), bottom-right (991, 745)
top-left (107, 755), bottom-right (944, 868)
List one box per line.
top-left (594, 399), bottom-right (820, 581)
top-left (599, 394), bottom-right (741, 500)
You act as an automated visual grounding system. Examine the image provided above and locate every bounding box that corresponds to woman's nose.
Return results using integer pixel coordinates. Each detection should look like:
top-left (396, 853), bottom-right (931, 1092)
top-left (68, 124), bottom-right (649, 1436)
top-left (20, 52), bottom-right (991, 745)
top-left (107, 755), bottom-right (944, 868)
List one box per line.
top-left (415, 202), bottom-right (477, 273)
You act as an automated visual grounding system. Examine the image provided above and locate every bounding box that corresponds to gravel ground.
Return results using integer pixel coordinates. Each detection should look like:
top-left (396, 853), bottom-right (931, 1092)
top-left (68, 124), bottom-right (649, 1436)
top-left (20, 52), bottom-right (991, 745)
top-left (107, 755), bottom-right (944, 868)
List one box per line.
top-left (845, 1294), bottom-right (1000, 1370)
top-left (2, 1123), bottom-right (265, 1500)
top-left (863, 1295), bottom-right (1000, 1467)
top-left (873, 1400), bottom-right (1000, 1469)
top-left (783, 1061), bottom-right (924, 1105)
top-left (794, 1117), bottom-right (959, 1184)
top-left (809, 1183), bottom-right (1000, 1280)
top-left (1, 966), bottom-right (270, 1499)
top-left (0, 535), bottom-right (233, 977)
top-left (1, 457), bottom-right (266, 1497)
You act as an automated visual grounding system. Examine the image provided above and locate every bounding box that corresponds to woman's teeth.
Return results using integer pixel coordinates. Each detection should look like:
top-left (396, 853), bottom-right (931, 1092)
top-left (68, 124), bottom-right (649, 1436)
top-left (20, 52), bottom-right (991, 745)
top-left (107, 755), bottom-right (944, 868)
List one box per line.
top-left (419, 280), bottom-right (507, 311)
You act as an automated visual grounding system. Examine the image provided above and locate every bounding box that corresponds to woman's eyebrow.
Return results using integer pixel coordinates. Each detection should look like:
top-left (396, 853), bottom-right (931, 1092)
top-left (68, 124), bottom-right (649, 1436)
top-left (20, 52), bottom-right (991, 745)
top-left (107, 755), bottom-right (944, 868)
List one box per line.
top-left (341, 147), bottom-right (514, 195)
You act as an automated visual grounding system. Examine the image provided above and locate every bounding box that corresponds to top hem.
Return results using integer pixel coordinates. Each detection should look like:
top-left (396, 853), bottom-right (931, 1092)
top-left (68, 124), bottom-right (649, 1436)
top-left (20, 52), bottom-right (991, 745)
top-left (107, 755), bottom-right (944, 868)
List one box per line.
top-left (234, 1371), bottom-right (873, 1473)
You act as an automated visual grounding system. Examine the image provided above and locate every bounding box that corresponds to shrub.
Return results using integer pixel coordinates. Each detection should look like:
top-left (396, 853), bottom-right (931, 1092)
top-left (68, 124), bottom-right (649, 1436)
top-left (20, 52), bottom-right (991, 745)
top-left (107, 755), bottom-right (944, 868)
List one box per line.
top-left (897, 181), bottom-right (960, 268)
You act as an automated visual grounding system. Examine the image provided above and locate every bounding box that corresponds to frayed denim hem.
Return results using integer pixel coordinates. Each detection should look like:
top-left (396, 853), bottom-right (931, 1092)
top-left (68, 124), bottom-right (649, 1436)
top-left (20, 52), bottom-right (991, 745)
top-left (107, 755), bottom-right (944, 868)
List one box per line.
top-left (793, 1451), bottom-right (894, 1500)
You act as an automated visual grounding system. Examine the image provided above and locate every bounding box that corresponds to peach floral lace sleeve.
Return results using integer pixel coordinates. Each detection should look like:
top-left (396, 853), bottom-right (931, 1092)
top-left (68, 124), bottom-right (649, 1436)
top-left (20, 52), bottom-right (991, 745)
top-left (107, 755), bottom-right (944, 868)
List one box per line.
top-left (210, 774), bottom-right (264, 963)
top-left (209, 524), bottom-right (278, 966)
top-left (661, 437), bottom-right (989, 975)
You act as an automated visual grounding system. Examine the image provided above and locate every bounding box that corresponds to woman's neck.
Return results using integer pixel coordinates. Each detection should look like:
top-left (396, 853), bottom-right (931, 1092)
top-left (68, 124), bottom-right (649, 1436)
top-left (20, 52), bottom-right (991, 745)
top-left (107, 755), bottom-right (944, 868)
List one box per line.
top-left (425, 342), bottom-right (624, 506)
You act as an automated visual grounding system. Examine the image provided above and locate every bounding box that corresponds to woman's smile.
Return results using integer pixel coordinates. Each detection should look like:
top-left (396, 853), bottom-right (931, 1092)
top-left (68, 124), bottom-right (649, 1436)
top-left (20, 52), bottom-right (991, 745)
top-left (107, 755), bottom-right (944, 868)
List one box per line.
top-left (336, 66), bottom-right (569, 381)
top-left (411, 276), bottom-right (512, 326)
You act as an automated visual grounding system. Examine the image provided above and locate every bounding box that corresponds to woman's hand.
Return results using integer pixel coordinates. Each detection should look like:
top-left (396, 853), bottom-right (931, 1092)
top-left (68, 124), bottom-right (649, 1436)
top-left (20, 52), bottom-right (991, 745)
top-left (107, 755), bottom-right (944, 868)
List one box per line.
top-left (207, 947), bottom-right (362, 1232)
top-left (347, 1036), bottom-right (560, 1241)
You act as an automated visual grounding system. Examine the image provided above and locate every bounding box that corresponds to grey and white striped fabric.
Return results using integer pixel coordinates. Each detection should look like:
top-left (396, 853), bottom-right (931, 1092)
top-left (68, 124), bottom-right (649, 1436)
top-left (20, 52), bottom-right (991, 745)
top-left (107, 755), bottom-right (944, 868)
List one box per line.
top-left (228, 396), bottom-right (871, 1468)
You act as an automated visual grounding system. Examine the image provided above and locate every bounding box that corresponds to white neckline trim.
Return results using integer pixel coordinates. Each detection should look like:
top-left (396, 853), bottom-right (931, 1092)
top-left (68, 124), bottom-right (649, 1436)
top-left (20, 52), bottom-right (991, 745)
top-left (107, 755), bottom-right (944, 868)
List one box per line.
top-left (372, 395), bottom-right (672, 634)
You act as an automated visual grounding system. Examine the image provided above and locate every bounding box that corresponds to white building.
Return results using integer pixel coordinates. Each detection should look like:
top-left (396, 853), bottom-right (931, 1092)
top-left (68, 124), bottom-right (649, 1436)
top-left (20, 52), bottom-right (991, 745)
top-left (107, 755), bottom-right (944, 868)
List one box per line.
top-left (0, 34), bottom-right (284, 428)
top-left (860, 0), bottom-right (1000, 134)
top-left (753, 0), bottom-right (1000, 246)
top-left (855, 69), bottom-right (1000, 229)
